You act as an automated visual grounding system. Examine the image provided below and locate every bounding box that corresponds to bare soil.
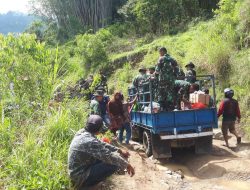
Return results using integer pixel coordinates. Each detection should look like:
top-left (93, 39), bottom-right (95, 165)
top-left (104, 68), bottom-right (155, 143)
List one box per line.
top-left (101, 128), bottom-right (250, 190)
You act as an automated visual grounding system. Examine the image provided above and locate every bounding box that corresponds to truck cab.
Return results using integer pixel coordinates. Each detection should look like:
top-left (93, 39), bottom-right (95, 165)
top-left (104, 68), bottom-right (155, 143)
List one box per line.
top-left (128, 75), bottom-right (218, 158)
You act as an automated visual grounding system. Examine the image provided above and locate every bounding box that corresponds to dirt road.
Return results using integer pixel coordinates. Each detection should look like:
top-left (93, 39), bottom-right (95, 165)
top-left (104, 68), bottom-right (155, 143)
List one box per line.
top-left (102, 129), bottom-right (250, 190)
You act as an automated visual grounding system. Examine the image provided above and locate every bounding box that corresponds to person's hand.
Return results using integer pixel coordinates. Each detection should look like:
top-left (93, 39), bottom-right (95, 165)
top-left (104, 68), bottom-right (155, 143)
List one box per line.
top-left (118, 149), bottom-right (130, 158)
top-left (127, 164), bottom-right (135, 177)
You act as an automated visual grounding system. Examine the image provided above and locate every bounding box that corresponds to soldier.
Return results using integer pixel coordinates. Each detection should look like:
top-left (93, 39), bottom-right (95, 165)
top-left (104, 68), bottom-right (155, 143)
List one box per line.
top-left (82, 75), bottom-right (94, 90)
top-left (148, 67), bottom-right (155, 76)
top-left (174, 65), bottom-right (185, 79)
top-left (185, 62), bottom-right (196, 83)
top-left (68, 115), bottom-right (135, 189)
top-left (217, 88), bottom-right (241, 147)
top-left (155, 47), bottom-right (177, 110)
top-left (174, 80), bottom-right (190, 109)
top-left (132, 67), bottom-right (149, 89)
top-left (90, 91), bottom-right (104, 116)
top-left (147, 66), bottom-right (157, 101)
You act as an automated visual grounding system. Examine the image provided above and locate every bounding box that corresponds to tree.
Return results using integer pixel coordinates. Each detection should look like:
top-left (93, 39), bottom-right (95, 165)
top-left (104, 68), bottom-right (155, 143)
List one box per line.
top-left (118, 0), bottom-right (221, 35)
top-left (30, 0), bottom-right (126, 40)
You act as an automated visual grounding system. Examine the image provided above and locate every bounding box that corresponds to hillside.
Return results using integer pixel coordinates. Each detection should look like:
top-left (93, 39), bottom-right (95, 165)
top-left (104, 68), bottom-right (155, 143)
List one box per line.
top-left (0, 12), bottom-right (35, 34)
top-left (0, 0), bottom-right (250, 189)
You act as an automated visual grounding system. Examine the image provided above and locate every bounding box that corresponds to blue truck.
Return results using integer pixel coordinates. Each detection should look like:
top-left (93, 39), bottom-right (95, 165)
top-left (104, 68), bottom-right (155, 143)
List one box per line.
top-left (128, 75), bottom-right (218, 158)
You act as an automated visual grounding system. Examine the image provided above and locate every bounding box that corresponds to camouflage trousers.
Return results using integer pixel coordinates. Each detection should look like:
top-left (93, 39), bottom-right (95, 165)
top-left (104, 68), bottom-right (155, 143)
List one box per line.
top-left (155, 82), bottom-right (175, 111)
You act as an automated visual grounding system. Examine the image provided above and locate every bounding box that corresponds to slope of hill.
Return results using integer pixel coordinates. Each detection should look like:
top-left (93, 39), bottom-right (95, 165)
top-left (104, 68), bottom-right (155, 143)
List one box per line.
top-left (0, 11), bottom-right (35, 34)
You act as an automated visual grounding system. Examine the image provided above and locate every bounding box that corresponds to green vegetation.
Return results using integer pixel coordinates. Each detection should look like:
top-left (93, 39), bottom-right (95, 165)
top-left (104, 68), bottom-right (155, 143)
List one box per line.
top-left (0, 0), bottom-right (250, 189)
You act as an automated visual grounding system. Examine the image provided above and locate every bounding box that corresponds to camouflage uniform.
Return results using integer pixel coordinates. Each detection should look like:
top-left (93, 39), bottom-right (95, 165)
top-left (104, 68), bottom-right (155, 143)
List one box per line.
top-left (155, 54), bottom-right (176, 110)
top-left (90, 99), bottom-right (102, 116)
top-left (174, 66), bottom-right (185, 79)
top-left (174, 80), bottom-right (190, 109)
top-left (68, 129), bottom-right (128, 189)
top-left (132, 73), bottom-right (149, 89)
top-left (133, 73), bottom-right (150, 105)
top-left (185, 69), bottom-right (196, 83)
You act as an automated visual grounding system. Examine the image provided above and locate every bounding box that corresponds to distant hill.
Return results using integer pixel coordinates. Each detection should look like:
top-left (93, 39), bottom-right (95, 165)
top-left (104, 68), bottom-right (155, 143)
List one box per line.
top-left (0, 11), bottom-right (35, 35)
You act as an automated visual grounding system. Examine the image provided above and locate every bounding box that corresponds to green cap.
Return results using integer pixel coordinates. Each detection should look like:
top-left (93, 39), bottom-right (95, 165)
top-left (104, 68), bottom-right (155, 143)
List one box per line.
top-left (148, 66), bottom-right (155, 71)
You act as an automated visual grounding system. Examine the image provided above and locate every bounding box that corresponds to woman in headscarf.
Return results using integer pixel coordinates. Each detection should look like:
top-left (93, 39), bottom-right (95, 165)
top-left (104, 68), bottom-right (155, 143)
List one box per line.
top-left (108, 92), bottom-right (124, 135)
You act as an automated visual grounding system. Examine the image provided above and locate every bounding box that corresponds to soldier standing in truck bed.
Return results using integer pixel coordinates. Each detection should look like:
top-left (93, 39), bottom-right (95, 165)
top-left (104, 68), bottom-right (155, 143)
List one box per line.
top-left (155, 47), bottom-right (176, 111)
top-left (185, 62), bottom-right (196, 83)
top-left (132, 67), bottom-right (149, 89)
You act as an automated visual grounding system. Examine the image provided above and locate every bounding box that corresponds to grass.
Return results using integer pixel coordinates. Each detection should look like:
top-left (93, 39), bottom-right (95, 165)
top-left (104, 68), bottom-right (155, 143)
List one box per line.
top-left (0, 99), bottom-right (89, 189)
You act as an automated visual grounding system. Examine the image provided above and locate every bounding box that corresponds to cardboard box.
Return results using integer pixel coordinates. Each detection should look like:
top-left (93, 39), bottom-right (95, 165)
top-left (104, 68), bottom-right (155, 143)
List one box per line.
top-left (189, 93), bottom-right (210, 105)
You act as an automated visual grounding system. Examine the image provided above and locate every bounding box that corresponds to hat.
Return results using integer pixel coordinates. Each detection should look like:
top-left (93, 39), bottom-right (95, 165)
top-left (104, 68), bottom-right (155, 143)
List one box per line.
top-left (148, 66), bottom-right (155, 71)
top-left (139, 67), bottom-right (147, 72)
top-left (224, 88), bottom-right (233, 94)
top-left (185, 62), bottom-right (195, 68)
top-left (224, 88), bottom-right (234, 98)
top-left (93, 90), bottom-right (104, 96)
top-left (87, 115), bottom-right (103, 126)
top-left (96, 86), bottom-right (105, 91)
top-left (85, 115), bottom-right (103, 133)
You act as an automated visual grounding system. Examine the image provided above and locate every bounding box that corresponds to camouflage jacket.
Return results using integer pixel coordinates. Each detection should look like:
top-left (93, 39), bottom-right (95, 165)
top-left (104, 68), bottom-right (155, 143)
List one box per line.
top-left (174, 80), bottom-right (190, 88)
top-left (155, 54), bottom-right (176, 83)
top-left (90, 99), bottom-right (101, 115)
top-left (68, 129), bottom-right (128, 185)
top-left (132, 73), bottom-right (149, 88)
top-left (185, 69), bottom-right (196, 83)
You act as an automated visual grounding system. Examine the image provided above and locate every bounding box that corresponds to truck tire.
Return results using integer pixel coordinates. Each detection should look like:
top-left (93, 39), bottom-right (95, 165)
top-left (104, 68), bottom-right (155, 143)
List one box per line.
top-left (143, 130), bottom-right (153, 157)
top-left (131, 124), bottom-right (139, 141)
top-left (195, 135), bottom-right (213, 154)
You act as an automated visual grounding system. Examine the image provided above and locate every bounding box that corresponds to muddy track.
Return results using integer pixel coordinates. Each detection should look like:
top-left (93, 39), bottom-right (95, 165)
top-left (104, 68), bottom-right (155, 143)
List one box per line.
top-left (101, 129), bottom-right (250, 190)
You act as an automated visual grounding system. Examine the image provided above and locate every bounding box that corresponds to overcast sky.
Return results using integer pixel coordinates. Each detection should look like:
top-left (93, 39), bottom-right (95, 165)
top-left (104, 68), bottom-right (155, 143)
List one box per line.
top-left (0, 0), bottom-right (30, 14)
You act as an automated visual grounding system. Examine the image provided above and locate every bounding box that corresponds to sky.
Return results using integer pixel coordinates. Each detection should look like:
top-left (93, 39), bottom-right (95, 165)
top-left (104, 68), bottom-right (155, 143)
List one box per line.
top-left (0, 0), bottom-right (30, 14)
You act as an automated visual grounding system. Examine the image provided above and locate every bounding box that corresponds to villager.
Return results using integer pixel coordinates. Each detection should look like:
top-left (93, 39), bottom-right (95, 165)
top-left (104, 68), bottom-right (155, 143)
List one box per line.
top-left (217, 88), bottom-right (241, 147)
top-left (119, 95), bottom-right (137, 144)
top-left (108, 92), bottom-right (124, 135)
top-left (90, 90), bottom-right (104, 116)
top-left (68, 115), bottom-right (135, 189)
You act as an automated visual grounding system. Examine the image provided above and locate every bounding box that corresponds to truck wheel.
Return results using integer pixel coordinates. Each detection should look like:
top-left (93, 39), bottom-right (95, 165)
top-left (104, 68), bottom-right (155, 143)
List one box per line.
top-left (195, 136), bottom-right (213, 154)
top-left (131, 124), bottom-right (139, 141)
top-left (143, 130), bottom-right (152, 157)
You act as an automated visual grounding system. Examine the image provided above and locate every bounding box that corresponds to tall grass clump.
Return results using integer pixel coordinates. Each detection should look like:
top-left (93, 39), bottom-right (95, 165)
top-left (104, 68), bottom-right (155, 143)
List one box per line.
top-left (1, 99), bottom-right (89, 189)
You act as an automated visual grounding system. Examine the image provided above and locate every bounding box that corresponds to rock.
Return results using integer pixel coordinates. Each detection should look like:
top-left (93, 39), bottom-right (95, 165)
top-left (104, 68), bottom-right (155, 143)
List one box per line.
top-left (165, 169), bottom-right (184, 180)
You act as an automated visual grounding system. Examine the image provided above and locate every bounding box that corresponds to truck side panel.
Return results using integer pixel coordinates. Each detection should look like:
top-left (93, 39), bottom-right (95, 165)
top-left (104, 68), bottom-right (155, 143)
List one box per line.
top-left (131, 108), bottom-right (218, 135)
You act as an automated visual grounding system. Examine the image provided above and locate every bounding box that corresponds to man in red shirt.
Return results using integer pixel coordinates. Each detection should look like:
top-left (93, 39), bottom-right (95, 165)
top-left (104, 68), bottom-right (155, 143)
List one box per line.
top-left (217, 88), bottom-right (241, 147)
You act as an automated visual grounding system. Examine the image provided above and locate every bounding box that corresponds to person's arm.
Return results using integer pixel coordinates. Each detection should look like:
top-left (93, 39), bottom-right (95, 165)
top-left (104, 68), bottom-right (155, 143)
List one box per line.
top-left (236, 102), bottom-right (241, 121)
top-left (107, 101), bottom-right (114, 118)
top-left (128, 96), bottom-right (137, 106)
top-left (84, 137), bottom-right (128, 170)
top-left (217, 101), bottom-right (225, 118)
top-left (132, 77), bottom-right (138, 88)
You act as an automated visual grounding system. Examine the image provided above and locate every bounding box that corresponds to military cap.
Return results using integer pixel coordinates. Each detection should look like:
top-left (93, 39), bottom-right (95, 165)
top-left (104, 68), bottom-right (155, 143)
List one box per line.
top-left (93, 90), bottom-right (104, 96)
top-left (139, 67), bottom-right (147, 72)
top-left (185, 62), bottom-right (195, 68)
top-left (148, 66), bottom-right (155, 71)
